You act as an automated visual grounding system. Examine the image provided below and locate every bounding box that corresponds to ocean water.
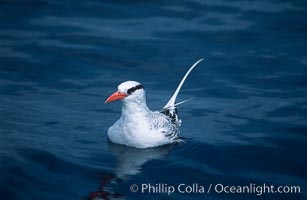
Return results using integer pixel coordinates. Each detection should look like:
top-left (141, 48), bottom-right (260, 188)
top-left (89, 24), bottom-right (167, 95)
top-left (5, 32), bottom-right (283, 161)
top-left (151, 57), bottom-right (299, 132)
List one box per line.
top-left (0, 0), bottom-right (306, 199)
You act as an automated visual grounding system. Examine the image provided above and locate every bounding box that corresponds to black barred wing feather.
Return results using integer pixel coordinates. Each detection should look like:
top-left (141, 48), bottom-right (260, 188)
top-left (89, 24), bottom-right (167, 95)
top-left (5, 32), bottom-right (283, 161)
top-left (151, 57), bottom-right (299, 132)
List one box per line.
top-left (149, 111), bottom-right (180, 141)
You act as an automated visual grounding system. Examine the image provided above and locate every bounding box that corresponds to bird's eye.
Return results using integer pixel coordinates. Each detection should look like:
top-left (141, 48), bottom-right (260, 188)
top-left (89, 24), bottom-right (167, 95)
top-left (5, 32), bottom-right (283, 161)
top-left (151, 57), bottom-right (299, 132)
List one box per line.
top-left (127, 84), bottom-right (144, 95)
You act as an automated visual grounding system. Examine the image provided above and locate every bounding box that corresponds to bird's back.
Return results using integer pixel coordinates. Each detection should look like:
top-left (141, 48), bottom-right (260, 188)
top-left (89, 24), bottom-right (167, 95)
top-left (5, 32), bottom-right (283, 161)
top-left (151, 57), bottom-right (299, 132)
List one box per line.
top-left (148, 111), bottom-right (180, 142)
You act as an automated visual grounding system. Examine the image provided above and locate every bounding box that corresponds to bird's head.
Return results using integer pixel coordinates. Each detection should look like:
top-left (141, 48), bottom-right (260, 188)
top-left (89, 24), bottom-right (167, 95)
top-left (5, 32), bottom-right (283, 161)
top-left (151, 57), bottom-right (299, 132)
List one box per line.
top-left (105, 81), bottom-right (145, 104)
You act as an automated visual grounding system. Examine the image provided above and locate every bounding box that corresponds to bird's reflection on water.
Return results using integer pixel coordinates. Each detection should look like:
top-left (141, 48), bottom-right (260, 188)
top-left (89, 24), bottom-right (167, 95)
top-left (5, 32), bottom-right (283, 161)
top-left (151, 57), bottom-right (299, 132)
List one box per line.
top-left (84, 141), bottom-right (175, 200)
top-left (108, 141), bottom-right (175, 180)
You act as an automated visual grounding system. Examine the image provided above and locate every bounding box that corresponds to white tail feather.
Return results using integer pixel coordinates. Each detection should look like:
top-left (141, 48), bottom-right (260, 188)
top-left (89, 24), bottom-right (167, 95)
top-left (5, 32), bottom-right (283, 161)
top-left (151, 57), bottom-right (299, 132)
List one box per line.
top-left (160, 98), bottom-right (192, 112)
top-left (163, 58), bottom-right (204, 109)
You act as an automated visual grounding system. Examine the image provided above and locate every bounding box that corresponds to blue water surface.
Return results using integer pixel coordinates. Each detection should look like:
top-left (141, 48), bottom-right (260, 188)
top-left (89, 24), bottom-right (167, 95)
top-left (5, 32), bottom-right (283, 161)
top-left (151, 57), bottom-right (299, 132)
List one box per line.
top-left (0, 0), bottom-right (306, 199)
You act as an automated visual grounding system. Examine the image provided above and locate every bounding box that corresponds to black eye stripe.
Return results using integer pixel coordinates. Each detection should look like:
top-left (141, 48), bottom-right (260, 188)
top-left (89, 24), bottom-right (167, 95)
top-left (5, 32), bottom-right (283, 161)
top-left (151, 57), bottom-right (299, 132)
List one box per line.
top-left (127, 84), bottom-right (144, 95)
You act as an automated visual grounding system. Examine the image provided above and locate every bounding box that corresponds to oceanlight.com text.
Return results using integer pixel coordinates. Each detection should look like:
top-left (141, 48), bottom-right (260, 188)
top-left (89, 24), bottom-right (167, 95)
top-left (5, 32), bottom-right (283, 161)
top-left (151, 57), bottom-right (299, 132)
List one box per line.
top-left (129, 183), bottom-right (301, 196)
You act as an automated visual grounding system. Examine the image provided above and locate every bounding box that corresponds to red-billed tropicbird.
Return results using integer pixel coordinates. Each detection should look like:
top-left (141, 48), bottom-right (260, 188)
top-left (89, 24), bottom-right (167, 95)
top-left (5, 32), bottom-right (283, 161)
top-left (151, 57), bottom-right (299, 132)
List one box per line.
top-left (105, 59), bottom-right (204, 148)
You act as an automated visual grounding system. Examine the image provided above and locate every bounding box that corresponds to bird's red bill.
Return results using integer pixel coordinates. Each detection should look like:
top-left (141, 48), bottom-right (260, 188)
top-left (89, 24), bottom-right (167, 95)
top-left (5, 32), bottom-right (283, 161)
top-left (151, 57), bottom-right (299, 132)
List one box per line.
top-left (105, 91), bottom-right (128, 103)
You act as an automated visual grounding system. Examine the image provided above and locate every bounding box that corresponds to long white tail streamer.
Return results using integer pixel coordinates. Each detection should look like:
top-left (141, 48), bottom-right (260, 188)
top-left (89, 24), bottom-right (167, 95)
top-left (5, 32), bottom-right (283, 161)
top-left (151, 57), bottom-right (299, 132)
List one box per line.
top-left (163, 58), bottom-right (204, 110)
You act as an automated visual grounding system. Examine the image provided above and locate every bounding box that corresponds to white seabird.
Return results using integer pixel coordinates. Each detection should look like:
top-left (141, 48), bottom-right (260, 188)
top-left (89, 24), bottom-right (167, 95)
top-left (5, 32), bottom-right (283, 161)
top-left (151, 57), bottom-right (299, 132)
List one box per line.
top-left (105, 59), bottom-right (204, 148)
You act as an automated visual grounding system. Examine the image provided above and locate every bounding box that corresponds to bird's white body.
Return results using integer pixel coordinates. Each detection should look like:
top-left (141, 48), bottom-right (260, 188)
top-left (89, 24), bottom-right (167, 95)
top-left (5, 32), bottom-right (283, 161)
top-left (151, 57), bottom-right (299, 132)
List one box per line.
top-left (108, 110), bottom-right (178, 148)
top-left (106, 59), bottom-right (203, 149)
